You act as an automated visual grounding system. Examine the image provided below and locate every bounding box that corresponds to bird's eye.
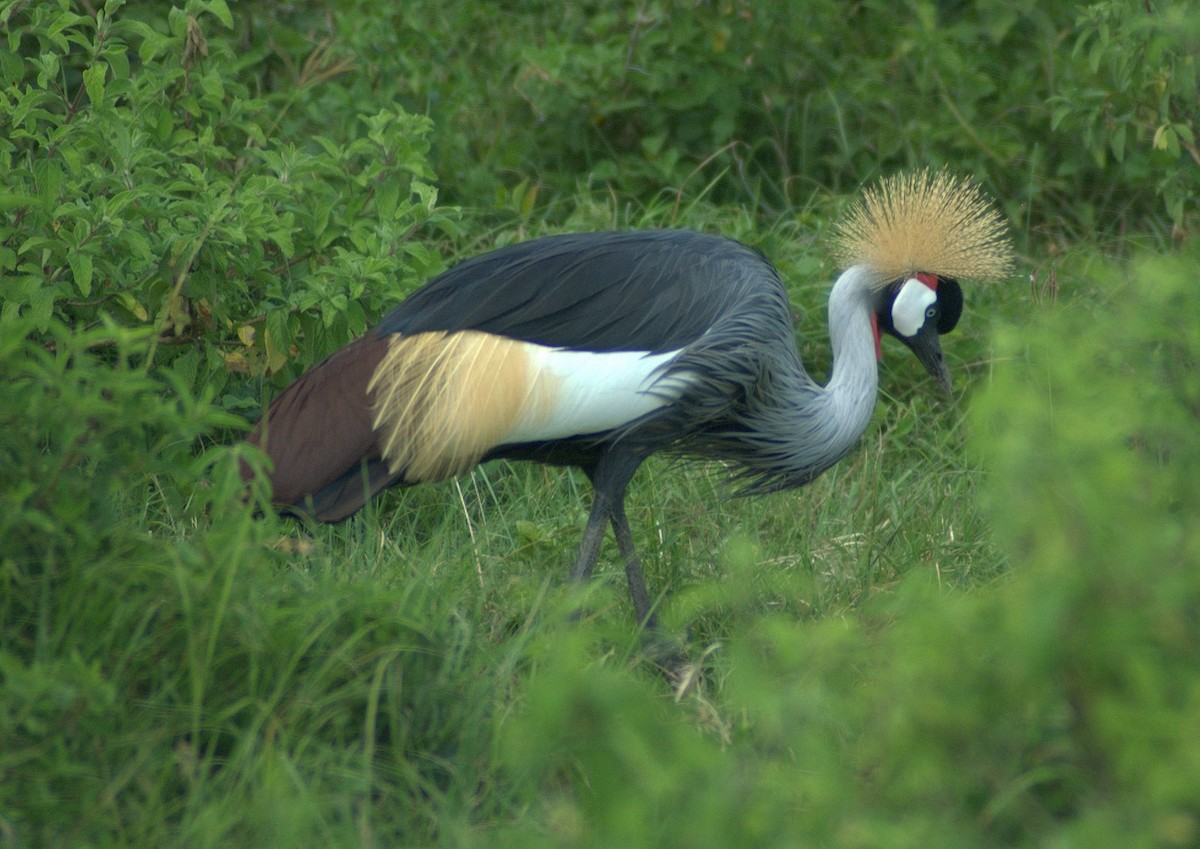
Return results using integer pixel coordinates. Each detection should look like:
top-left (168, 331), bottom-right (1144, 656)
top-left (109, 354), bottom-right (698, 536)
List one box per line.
top-left (925, 306), bottom-right (937, 319)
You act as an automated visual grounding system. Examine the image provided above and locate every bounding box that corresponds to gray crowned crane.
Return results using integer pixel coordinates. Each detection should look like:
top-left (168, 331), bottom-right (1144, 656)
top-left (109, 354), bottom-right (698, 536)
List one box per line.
top-left (244, 171), bottom-right (1012, 630)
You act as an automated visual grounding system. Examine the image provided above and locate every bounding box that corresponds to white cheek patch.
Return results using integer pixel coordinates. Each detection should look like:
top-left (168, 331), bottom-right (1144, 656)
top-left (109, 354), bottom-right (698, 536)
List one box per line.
top-left (892, 278), bottom-right (937, 337)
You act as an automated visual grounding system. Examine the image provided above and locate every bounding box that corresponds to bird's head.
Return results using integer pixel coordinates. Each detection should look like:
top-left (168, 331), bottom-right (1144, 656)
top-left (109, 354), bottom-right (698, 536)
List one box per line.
top-left (834, 169), bottom-right (1013, 394)
top-left (872, 272), bottom-right (962, 393)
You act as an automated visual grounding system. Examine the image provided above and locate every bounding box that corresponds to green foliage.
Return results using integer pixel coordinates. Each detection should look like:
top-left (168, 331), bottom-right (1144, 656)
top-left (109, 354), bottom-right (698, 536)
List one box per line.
top-left (0, 0), bottom-right (455, 399)
top-left (498, 0), bottom-right (1052, 207)
top-left (1052, 0), bottom-right (1200, 229)
top-left (963, 246), bottom-right (1200, 839)
top-left (248, 0), bottom-right (1197, 237)
top-left (492, 243), bottom-right (1200, 847)
top-left (0, 315), bottom-right (521, 846)
top-left (0, 317), bottom-right (239, 576)
top-left (3, 2), bottom-right (1198, 846)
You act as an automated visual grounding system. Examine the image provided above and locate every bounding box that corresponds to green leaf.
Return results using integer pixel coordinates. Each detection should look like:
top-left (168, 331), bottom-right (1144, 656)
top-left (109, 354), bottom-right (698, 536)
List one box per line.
top-left (1111, 124), bottom-right (1127, 163)
top-left (69, 253), bottom-right (94, 297)
top-left (83, 63), bottom-right (106, 106)
top-left (123, 21), bottom-right (172, 62)
top-left (0, 194), bottom-right (42, 212)
top-left (34, 159), bottom-right (63, 206)
top-left (411, 180), bottom-right (438, 212)
top-left (28, 286), bottom-right (56, 330)
top-left (1153, 124), bottom-right (1177, 155)
top-left (264, 309), bottom-right (291, 375)
top-left (376, 181), bottom-right (399, 220)
top-left (205, 0), bottom-right (234, 29)
top-left (116, 291), bottom-right (148, 322)
top-left (35, 52), bottom-right (60, 88)
top-left (267, 228), bottom-right (295, 258)
top-left (103, 42), bottom-right (129, 80)
top-left (46, 11), bottom-right (86, 44)
top-left (0, 49), bottom-right (23, 85)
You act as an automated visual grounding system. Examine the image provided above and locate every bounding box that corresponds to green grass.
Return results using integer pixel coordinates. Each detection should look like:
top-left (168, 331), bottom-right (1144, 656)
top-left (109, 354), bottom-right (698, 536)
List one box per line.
top-left (0, 195), bottom-right (1016, 847)
top-left (7, 217), bottom-right (1200, 847)
top-left (6, 1), bottom-right (1200, 843)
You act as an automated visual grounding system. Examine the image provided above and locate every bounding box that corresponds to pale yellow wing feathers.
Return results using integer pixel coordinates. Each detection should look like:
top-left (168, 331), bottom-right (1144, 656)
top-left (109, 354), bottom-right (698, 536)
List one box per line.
top-left (443, 333), bottom-right (524, 466)
top-left (832, 169), bottom-right (1014, 289)
top-left (368, 332), bottom-right (453, 479)
top-left (368, 331), bottom-right (546, 482)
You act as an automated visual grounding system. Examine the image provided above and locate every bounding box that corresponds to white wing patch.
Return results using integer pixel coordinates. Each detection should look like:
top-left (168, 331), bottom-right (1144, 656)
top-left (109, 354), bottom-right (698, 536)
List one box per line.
top-left (507, 345), bottom-right (687, 444)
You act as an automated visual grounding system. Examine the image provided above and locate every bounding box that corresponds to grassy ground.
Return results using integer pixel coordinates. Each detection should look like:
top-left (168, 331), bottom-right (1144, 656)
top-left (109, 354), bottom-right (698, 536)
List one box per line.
top-left (290, 202), bottom-right (1016, 651)
top-left (7, 0), bottom-right (1200, 841)
top-left (6, 0), bottom-right (1200, 842)
top-left (11, 196), bottom-right (1197, 847)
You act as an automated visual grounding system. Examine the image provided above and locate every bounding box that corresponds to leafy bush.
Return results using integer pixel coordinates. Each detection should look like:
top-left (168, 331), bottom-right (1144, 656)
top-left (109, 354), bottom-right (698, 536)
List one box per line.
top-left (254, 0), bottom-right (1197, 237)
top-left (1052, 0), bottom-right (1200, 229)
top-left (6, 0), bottom-right (1196, 413)
top-left (0, 314), bottom-right (520, 846)
top-left (0, 317), bottom-right (238, 575)
top-left (0, 0), bottom-right (455, 401)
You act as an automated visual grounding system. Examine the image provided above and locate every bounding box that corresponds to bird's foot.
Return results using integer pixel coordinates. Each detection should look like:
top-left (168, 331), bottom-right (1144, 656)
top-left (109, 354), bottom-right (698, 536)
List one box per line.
top-left (638, 623), bottom-right (698, 694)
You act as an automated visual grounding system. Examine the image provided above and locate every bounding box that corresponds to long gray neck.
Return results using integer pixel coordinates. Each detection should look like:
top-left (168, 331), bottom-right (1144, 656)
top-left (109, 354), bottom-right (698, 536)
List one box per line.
top-left (675, 264), bottom-right (883, 494)
top-left (765, 264), bottom-right (880, 488)
top-left (821, 264), bottom-right (880, 440)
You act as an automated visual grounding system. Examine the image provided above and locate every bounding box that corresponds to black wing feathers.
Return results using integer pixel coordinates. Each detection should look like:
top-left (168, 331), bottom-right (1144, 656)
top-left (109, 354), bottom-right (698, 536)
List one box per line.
top-left (373, 230), bottom-right (775, 353)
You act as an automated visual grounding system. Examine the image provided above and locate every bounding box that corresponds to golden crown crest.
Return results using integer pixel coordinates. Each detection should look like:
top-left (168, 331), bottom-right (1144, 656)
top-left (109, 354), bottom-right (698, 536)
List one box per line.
top-left (833, 169), bottom-right (1015, 289)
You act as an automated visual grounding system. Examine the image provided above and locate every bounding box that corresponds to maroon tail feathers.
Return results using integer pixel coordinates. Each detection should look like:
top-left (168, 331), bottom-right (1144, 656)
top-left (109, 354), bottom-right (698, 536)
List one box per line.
top-left (242, 333), bottom-right (401, 522)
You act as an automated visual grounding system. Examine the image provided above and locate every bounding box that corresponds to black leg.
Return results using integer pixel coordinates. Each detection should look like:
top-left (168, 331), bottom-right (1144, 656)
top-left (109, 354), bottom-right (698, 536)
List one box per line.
top-left (570, 448), bottom-right (644, 588)
top-left (608, 501), bottom-right (657, 630)
top-left (570, 491), bottom-right (611, 583)
top-left (571, 449), bottom-right (689, 677)
top-left (610, 494), bottom-right (690, 680)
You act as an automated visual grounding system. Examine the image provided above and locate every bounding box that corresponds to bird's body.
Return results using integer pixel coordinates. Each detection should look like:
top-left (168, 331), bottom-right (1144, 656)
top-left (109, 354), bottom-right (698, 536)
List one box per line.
top-left (245, 172), bottom-right (1013, 630)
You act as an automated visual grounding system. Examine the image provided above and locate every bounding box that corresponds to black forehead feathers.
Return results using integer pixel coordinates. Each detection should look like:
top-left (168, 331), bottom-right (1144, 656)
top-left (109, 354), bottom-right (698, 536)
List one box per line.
top-left (937, 278), bottom-right (962, 334)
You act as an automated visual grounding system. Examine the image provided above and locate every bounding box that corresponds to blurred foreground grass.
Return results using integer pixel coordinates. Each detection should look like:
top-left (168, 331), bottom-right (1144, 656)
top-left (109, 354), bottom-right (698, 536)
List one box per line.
top-left (4, 240), bottom-right (1198, 846)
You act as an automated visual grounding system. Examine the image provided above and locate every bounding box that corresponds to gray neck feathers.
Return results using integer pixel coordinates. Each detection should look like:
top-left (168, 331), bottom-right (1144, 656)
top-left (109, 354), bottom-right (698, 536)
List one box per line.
top-left (820, 264), bottom-right (881, 451)
top-left (711, 264), bottom-right (880, 493)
